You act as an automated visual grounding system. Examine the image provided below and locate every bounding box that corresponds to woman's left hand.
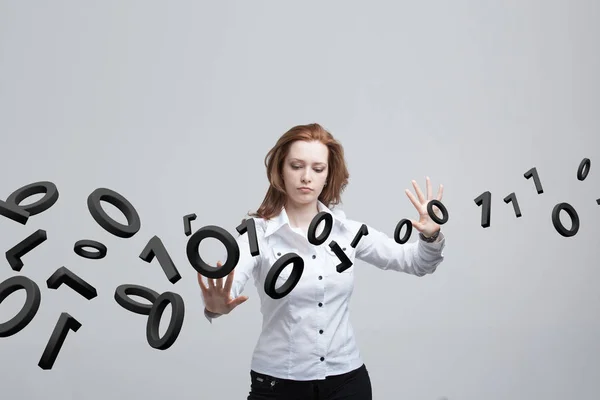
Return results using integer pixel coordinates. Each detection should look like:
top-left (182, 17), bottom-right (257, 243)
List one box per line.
top-left (405, 176), bottom-right (444, 237)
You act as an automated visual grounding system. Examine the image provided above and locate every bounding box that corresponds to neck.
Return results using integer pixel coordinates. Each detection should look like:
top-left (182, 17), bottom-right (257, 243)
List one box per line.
top-left (285, 200), bottom-right (320, 229)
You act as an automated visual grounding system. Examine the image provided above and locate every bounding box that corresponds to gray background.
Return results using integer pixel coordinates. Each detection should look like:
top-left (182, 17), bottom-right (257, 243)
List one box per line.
top-left (1, 1), bottom-right (599, 399)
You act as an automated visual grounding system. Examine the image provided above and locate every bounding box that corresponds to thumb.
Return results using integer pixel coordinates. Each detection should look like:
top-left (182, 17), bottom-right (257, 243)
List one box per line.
top-left (229, 295), bottom-right (249, 309)
top-left (411, 219), bottom-right (423, 232)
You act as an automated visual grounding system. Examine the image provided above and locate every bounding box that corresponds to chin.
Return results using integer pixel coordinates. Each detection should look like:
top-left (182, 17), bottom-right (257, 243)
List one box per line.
top-left (289, 195), bottom-right (314, 205)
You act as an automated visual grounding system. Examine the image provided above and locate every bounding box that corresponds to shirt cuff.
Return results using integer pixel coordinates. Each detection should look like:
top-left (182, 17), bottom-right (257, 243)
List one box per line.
top-left (204, 307), bottom-right (222, 324)
top-left (420, 230), bottom-right (445, 245)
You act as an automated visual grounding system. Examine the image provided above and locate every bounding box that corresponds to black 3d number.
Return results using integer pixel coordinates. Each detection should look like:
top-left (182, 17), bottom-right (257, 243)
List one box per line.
top-left (139, 236), bottom-right (181, 284)
top-left (114, 284), bottom-right (160, 315)
top-left (503, 192), bottom-right (522, 218)
top-left (394, 219), bottom-right (412, 244)
top-left (236, 218), bottom-right (260, 256)
top-left (329, 241), bottom-right (353, 273)
top-left (350, 224), bottom-right (369, 248)
top-left (307, 212), bottom-right (333, 246)
top-left (577, 158), bottom-right (590, 181)
top-left (87, 188), bottom-right (141, 238)
top-left (38, 313), bottom-right (81, 370)
top-left (427, 199), bottom-right (449, 225)
top-left (6, 229), bottom-right (48, 271)
top-left (474, 191), bottom-right (491, 228)
top-left (183, 213), bottom-right (197, 236)
top-left (551, 202), bottom-right (580, 237)
top-left (0, 181), bottom-right (59, 225)
top-left (73, 239), bottom-right (107, 260)
top-left (186, 225), bottom-right (240, 279)
top-left (47, 267), bottom-right (98, 300)
top-left (524, 167), bottom-right (544, 194)
top-left (146, 291), bottom-right (185, 350)
top-left (0, 275), bottom-right (42, 337)
top-left (264, 253), bottom-right (304, 299)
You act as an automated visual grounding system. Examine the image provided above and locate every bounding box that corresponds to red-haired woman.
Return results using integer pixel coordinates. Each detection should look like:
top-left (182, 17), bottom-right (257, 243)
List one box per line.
top-left (198, 123), bottom-right (446, 399)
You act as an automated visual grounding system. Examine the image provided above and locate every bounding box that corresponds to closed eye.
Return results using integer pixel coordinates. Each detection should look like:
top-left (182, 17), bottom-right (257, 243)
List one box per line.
top-left (292, 165), bottom-right (325, 173)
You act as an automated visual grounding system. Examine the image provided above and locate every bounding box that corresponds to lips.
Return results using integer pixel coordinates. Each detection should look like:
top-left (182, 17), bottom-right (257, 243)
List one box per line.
top-left (298, 187), bottom-right (312, 191)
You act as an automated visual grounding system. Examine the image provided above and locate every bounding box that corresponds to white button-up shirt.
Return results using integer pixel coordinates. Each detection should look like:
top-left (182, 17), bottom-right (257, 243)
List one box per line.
top-left (204, 200), bottom-right (446, 381)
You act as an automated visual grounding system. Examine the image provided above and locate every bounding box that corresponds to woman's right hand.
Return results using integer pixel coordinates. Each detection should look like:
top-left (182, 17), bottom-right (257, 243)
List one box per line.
top-left (197, 260), bottom-right (249, 315)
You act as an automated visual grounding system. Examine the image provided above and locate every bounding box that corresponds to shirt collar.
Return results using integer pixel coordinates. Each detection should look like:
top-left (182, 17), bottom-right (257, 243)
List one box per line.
top-left (264, 200), bottom-right (347, 238)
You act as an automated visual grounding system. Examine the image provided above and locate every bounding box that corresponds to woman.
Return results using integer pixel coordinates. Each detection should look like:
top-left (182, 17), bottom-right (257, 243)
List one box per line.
top-left (197, 123), bottom-right (446, 399)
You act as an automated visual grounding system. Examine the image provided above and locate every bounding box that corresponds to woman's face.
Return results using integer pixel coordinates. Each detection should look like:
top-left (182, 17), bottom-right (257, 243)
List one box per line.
top-left (281, 140), bottom-right (329, 206)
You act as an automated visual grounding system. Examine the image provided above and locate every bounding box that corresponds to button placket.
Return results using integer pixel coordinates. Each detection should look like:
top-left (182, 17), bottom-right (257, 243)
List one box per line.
top-left (314, 245), bottom-right (327, 367)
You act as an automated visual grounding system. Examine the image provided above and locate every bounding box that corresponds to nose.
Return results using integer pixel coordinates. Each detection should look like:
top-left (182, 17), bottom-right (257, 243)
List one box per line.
top-left (301, 168), bottom-right (312, 183)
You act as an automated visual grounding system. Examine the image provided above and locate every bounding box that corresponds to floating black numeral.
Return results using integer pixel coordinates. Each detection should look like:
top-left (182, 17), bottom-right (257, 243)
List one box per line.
top-left (0, 181), bottom-right (59, 225)
top-left (146, 291), bottom-right (185, 350)
top-left (73, 239), bottom-right (107, 260)
top-left (236, 218), bottom-right (260, 256)
top-left (38, 312), bottom-right (81, 370)
top-left (87, 188), bottom-right (141, 238)
top-left (474, 191), bottom-right (491, 228)
top-left (6, 229), bottom-right (47, 271)
top-left (183, 213), bottom-right (197, 236)
top-left (577, 158), bottom-right (590, 181)
top-left (264, 253), bottom-right (304, 299)
top-left (350, 224), bottom-right (368, 248)
top-left (524, 167), bottom-right (544, 194)
top-left (114, 284), bottom-right (159, 315)
top-left (186, 225), bottom-right (239, 279)
top-left (46, 267), bottom-right (98, 300)
top-left (330, 241), bottom-right (352, 273)
top-left (139, 236), bottom-right (181, 284)
top-left (0, 275), bottom-right (41, 337)
top-left (307, 212), bottom-right (333, 246)
top-left (503, 192), bottom-right (522, 218)
top-left (394, 219), bottom-right (412, 244)
top-left (551, 202), bottom-right (580, 237)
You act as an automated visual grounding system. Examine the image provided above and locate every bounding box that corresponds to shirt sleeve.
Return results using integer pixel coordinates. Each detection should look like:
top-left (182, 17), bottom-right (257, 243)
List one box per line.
top-left (204, 218), bottom-right (262, 323)
top-left (354, 222), bottom-right (446, 276)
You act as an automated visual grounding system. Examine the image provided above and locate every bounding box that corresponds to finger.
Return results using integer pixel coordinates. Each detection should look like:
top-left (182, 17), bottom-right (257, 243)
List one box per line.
top-left (412, 180), bottom-right (426, 204)
top-left (410, 219), bottom-right (423, 232)
top-left (229, 295), bottom-right (249, 310)
top-left (207, 275), bottom-right (216, 290)
top-left (405, 189), bottom-right (422, 211)
top-left (437, 184), bottom-right (444, 201)
top-left (426, 176), bottom-right (432, 200)
top-left (197, 272), bottom-right (208, 293)
top-left (215, 261), bottom-right (224, 290)
top-left (223, 266), bottom-right (235, 295)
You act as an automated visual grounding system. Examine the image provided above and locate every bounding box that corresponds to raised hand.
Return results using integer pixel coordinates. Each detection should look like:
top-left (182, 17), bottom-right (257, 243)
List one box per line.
top-left (197, 261), bottom-right (249, 315)
top-left (405, 176), bottom-right (444, 237)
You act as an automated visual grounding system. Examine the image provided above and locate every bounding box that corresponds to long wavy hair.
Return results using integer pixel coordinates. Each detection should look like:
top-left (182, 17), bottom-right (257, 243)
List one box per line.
top-left (247, 123), bottom-right (350, 221)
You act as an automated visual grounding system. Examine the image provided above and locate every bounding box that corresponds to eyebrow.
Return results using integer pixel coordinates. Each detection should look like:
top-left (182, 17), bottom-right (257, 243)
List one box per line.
top-left (289, 158), bottom-right (327, 166)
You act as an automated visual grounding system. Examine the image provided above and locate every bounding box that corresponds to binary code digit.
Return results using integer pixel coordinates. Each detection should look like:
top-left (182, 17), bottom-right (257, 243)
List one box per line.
top-left (0, 275), bottom-right (41, 337)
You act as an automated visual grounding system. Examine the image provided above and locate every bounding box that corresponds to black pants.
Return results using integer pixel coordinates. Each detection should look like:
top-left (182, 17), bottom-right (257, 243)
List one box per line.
top-left (247, 364), bottom-right (372, 400)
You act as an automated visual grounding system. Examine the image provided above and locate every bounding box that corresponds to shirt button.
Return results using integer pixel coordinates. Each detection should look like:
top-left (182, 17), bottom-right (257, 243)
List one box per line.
top-left (277, 252), bottom-right (281, 256)
top-left (320, 357), bottom-right (325, 361)
top-left (319, 329), bottom-right (323, 334)
top-left (318, 302), bottom-right (323, 307)
top-left (343, 247), bottom-right (346, 251)
top-left (318, 275), bottom-right (322, 280)
top-left (312, 254), bottom-right (316, 259)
